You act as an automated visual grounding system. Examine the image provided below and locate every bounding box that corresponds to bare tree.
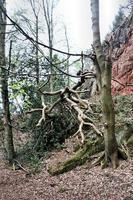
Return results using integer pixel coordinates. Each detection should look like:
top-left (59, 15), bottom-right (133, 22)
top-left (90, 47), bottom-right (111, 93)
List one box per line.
top-left (90, 0), bottom-right (118, 167)
top-left (27, 0), bottom-right (58, 90)
top-left (42, 0), bottom-right (55, 92)
top-left (0, 0), bottom-right (15, 162)
top-left (64, 25), bottom-right (70, 87)
top-left (29, 0), bottom-right (40, 84)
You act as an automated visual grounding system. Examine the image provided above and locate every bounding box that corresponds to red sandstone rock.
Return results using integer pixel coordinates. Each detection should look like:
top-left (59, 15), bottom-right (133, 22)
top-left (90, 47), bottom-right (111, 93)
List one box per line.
top-left (112, 33), bottom-right (133, 95)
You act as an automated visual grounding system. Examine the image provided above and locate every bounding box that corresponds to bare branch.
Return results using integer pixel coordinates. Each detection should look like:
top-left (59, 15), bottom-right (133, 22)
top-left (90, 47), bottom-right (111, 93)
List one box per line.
top-left (36, 95), bottom-right (48, 126)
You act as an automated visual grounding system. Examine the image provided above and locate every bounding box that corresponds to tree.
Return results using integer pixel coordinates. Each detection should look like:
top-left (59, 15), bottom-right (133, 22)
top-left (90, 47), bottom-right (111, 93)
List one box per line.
top-left (0, 0), bottom-right (15, 162)
top-left (48, 0), bottom-right (120, 175)
top-left (42, 0), bottom-right (56, 93)
top-left (64, 25), bottom-right (70, 87)
top-left (29, 0), bottom-right (40, 84)
top-left (90, 0), bottom-right (118, 167)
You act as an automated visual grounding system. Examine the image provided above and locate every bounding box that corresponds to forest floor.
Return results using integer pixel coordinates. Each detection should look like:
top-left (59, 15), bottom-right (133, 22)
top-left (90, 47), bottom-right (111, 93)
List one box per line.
top-left (0, 95), bottom-right (133, 200)
top-left (0, 136), bottom-right (133, 200)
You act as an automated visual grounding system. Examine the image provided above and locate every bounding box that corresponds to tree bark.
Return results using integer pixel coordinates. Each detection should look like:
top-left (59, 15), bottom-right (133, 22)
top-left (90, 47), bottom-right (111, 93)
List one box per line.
top-left (29, 0), bottom-right (40, 84)
top-left (64, 25), bottom-right (70, 87)
top-left (42, 0), bottom-right (54, 94)
top-left (101, 61), bottom-right (118, 167)
top-left (35, 15), bottom-right (39, 84)
top-left (91, 0), bottom-right (118, 167)
top-left (0, 0), bottom-right (15, 162)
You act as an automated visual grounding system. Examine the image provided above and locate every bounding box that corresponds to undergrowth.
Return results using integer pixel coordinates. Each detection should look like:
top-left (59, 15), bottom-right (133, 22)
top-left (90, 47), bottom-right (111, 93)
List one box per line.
top-left (16, 103), bottom-right (77, 170)
top-left (15, 95), bottom-right (133, 170)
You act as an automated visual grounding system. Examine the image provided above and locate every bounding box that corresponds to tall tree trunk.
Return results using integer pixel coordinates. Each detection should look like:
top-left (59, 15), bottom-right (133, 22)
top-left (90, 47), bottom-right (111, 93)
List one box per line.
top-left (49, 36), bottom-right (53, 93)
top-left (101, 61), bottom-right (118, 167)
top-left (28, 0), bottom-right (40, 84)
top-left (0, 0), bottom-right (15, 162)
top-left (64, 26), bottom-right (70, 87)
top-left (35, 15), bottom-right (39, 84)
top-left (42, 0), bottom-right (54, 93)
top-left (91, 0), bottom-right (118, 167)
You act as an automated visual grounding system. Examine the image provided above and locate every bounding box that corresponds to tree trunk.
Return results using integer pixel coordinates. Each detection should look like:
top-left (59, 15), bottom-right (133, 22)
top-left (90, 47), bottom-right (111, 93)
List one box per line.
top-left (49, 37), bottom-right (53, 93)
top-left (101, 61), bottom-right (118, 167)
top-left (91, 0), bottom-right (118, 167)
top-left (64, 25), bottom-right (70, 87)
top-left (35, 15), bottom-right (39, 84)
top-left (28, 0), bottom-right (40, 84)
top-left (42, 0), bottom-right (54, 94)
top-left (0, 0), bottom-right (15, 162)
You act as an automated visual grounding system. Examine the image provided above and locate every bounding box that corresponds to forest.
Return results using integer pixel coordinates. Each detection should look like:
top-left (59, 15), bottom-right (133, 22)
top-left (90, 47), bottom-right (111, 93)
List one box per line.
top-left (0, 0), bottom-right (133, 199)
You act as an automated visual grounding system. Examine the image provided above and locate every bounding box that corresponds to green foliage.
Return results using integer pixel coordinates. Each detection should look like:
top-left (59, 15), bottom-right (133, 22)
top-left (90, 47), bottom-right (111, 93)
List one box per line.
top-left (9, 80), bottom-right (27, 99)
top-left (26, 105), bottom-right (75, 151)
top-left (16, 142), bottom-right (47, 172)
top-left (9, 80), bottom-right (39, 113)
top-left (124, 197), bottom-right (133, 200)
top-left (17, 102), bottom-right (77, 169)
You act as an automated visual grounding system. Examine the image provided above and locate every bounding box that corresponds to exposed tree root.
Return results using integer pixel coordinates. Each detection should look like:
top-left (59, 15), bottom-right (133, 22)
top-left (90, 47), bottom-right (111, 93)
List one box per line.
top-left (27, 85), bottom-right (102, 143)
top-left (91, 151), bottom-right (105, 166)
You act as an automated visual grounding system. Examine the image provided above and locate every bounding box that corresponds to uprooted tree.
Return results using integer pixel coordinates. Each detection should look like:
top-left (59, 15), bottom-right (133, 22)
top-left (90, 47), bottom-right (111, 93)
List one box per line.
top-left (25, 0), bottom-right (133, 175)
top-left (24, 0), bottom-right (133, 175)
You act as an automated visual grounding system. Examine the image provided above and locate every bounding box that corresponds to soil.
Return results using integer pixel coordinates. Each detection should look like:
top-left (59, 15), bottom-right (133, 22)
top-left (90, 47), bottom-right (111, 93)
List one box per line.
top-left (0, 137), bottom-right (133, 200)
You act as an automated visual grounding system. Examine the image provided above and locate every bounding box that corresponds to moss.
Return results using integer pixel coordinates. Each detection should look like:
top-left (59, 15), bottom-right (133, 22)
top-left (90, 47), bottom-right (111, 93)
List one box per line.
top-left (127, 136), bottom-right (133, 146)
top-left (0, 119), bottom-right (4, 130)
top-left (58, 187), bottom-right (68, 193)
top-left (48, 138), bottom-right (104, 175)
top-left (114, 95), bottom-right (133, 135)
top-left (124, 197), bottom-right (133, 200)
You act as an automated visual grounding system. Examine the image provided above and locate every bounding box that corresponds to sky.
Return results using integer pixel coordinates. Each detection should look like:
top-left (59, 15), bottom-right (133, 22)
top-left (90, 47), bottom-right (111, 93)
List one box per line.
top-left (7, 0), bottom-right (128, 51)
top-left (57, 0), bottom-right (128, 50)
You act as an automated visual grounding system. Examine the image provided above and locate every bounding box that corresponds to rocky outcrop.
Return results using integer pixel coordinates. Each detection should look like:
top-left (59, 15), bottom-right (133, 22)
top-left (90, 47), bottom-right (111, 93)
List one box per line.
top-left (106, 12), bottom-right (133, 95)
top-left (112, 33), bottom-right (133, 95)
top-left (83, 12), bottom-right (133, 96)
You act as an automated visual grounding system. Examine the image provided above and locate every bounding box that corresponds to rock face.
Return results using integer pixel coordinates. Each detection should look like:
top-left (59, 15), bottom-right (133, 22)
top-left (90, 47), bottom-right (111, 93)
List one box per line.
top-left (108, 13), bottom-right (133, 95)
top-left (83, 12), bottom-right (133, 96)
top-left (112, 33), bottom-right (133, 95)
